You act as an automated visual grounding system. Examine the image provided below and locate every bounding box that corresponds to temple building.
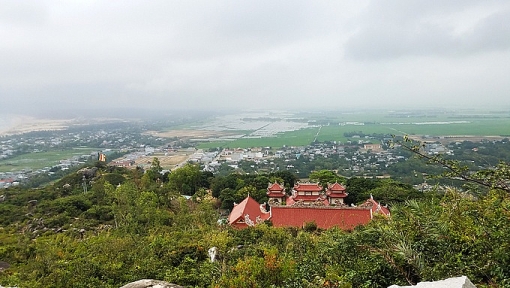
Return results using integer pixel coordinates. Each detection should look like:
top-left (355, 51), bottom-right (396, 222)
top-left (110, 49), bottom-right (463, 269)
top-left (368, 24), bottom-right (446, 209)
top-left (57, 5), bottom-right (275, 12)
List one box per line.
top-left (286, 182), bottom-right (329, 206)
top-left (266, 182), bottom-right (287, 205)
top-left (228, 195), bottom-right (271, 228)
top-left (326, 182), bottom-right (348, 205)
top-left (228, 182), bottom-right (390, 229)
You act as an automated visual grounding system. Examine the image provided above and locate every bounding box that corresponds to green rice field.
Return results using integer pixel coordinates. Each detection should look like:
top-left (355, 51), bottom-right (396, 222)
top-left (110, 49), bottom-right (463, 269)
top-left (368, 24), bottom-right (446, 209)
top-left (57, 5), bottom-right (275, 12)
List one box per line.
top-left (197, 128), bottom-right (320, 149)
top-left (196, 114), bottom-right (510, 149)
top-left (0, 148), bottom-right (98, 173)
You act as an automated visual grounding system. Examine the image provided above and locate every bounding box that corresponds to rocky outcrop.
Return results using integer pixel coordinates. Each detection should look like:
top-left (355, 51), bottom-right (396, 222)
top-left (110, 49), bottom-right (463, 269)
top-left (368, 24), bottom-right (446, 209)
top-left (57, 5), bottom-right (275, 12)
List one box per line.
top-left (79, 167), bottom-right (98, 179)
top-left (120, 279), bottom-right (183, 288)
top-left (388, 276), bottom-right (476, 288)
top-left (208, 246), bottom-right (218, 262)
top-left (0, 261), bottom-right (10, 271)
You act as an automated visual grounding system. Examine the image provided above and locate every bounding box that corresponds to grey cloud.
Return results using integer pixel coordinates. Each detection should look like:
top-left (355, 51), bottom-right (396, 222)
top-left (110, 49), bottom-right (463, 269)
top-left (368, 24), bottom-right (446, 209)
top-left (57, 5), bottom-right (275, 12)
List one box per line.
top-left (466, 9), bottom-right (510, 52)
top-left (0, 0), bottom-right (48, 26)
top-left (345, 1), bottom-right (510, 60)
top-left (0, 1), bottom-right (510, 114)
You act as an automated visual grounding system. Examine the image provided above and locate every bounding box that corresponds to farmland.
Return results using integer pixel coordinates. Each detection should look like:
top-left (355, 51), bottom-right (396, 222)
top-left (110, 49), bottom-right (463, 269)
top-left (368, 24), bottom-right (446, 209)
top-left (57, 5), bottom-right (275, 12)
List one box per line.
top-left (197, 127), bottom-right (320, 149)
top-left (0, 148), bottom-right (98, 173)
top-left (182, 110), bottom-right (510, 149)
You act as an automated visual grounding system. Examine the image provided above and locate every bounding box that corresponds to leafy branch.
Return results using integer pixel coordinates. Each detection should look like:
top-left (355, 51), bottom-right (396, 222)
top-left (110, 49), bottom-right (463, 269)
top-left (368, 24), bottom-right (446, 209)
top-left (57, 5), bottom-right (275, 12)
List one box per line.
top-left (390, 135), bottom-right (510, 193)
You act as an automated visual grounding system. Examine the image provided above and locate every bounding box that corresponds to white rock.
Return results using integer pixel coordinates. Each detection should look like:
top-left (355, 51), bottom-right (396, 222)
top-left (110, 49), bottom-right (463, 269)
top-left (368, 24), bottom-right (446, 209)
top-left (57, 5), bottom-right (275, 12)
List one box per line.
top-left (388, 276), bottom-right (476, 288)
top-left (120, 279), bottom-right (183, 288)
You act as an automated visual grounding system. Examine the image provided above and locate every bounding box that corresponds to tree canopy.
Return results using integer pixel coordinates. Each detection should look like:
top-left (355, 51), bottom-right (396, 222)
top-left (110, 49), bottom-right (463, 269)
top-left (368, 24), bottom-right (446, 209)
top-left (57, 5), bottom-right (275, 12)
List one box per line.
top-left (308, 169), bottom-right (346, 188)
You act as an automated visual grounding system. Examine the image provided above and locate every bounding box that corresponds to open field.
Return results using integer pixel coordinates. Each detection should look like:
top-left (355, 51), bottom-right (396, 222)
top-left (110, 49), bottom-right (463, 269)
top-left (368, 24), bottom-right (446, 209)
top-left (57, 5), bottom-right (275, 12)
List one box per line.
top-left (316, 125), bottom-right (395, 143)
top-left (0, 148), bottom-right (98, 173)
top-left (380, 120), bottom-right (510, 136)
top-left (134, 153), bottom-right (192, 170)
top-left (197, 127), bottom-right (320, 149)
top-left (194, 113), bottom-right (510, 149)
top-left (319, 119), bottom-right (510, 139)
top-left (145, 129), bottom-right (238, 139)
top-left (312, 110), bottom-right (510, 123)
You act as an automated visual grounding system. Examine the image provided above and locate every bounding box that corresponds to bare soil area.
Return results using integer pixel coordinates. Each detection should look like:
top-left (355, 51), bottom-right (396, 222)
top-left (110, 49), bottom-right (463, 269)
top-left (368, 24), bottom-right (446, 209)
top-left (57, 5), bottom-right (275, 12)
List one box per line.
top-left (0, 117), bottom-right (72, 136)
top-left (0, 117), bottom-right (125, 136)
top-left (134, 154), bottom-right (190, 170)
top-left (409, 135), bottom-right (507, 144)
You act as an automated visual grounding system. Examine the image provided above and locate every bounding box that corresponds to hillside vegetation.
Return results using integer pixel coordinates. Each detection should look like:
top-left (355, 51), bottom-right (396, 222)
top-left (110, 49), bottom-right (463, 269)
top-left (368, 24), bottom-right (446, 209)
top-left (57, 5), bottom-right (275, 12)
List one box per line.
top-left (1, 160), bottom-right (510, 287)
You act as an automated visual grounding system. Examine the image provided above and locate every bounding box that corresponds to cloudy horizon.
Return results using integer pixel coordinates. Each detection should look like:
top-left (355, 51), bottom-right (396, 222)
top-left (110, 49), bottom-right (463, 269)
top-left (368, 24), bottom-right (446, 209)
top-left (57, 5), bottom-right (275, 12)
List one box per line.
top-left (1, 1), bottom-right (510, 115)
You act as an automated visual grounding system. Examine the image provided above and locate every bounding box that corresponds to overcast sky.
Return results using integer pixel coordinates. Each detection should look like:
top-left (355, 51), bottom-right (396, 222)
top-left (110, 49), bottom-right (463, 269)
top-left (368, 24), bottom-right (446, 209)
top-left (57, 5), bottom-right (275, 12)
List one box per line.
top-left (1, 0), bottom-right (510, 115)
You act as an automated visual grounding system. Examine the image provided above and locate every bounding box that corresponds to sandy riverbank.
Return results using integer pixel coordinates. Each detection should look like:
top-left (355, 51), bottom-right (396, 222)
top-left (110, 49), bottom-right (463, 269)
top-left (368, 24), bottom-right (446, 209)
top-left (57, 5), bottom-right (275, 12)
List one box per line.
top-left (0, 115), bottom-right (73, 136)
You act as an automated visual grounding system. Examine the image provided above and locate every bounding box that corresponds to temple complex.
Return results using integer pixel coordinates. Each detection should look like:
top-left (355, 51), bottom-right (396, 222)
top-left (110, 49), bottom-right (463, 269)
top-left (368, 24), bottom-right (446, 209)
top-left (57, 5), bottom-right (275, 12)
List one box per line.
top-left (228, 181), bottom-right (389, 229)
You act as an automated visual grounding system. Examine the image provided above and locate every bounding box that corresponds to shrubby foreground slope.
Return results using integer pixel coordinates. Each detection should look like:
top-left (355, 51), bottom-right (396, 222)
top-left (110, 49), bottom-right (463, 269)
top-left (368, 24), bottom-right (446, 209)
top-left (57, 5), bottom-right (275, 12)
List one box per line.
top-left (0, 162), bottom-right (509, 287)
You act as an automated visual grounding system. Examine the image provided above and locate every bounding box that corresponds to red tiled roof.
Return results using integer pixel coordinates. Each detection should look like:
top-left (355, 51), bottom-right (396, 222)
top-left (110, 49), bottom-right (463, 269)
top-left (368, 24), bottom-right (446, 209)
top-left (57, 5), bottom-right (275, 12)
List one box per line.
top-left (326, 182), bottom-right (348, 198)
top-left (270, 206), bottom-right (372, 230)
top-left (286, 195), bottom-right (329, 206)
top-left (293, 183), bottom-right (322, 192)
top-left (228, 196), bottom-right (270, 228)
top-left (327, 193), bottom-right (347, 198)
top-left (327, 182), bottom-right (346, 192)
top-left (286, 197), bottom-right (295, 206)
top-left (291, 195), bottom-right (325, 201)
top-left (267, 192), bottom-right (286, 198)
top-left (363, 198), bottom-right (391, 216)
top-left (268, 182), bottom-right (285, 192)
top-left (267, 182), bottom-right (286, 197)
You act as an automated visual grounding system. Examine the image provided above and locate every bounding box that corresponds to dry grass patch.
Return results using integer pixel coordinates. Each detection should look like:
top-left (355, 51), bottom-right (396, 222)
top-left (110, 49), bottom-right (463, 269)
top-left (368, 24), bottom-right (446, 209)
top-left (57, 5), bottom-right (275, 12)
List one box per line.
top-left (134, 154), bottom-right (191, 170)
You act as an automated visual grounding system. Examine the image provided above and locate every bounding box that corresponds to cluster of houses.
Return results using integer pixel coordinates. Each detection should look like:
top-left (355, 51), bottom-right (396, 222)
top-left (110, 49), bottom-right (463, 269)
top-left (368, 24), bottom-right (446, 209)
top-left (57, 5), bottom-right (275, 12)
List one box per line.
top-left (0, 177), bottom-right (18, 189)
top-left (108, 147), bottom-right (159, 169)
top-left (423, 143), bottom-right (452, 155)
top-left (228, 182), bottom-right (390, 230)
top-left (196, 141), bottom-right (404, 176)
top-left (0, 138), bottom-right (17, 160)
top-left (0, 125), bottom-right (168, 185)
